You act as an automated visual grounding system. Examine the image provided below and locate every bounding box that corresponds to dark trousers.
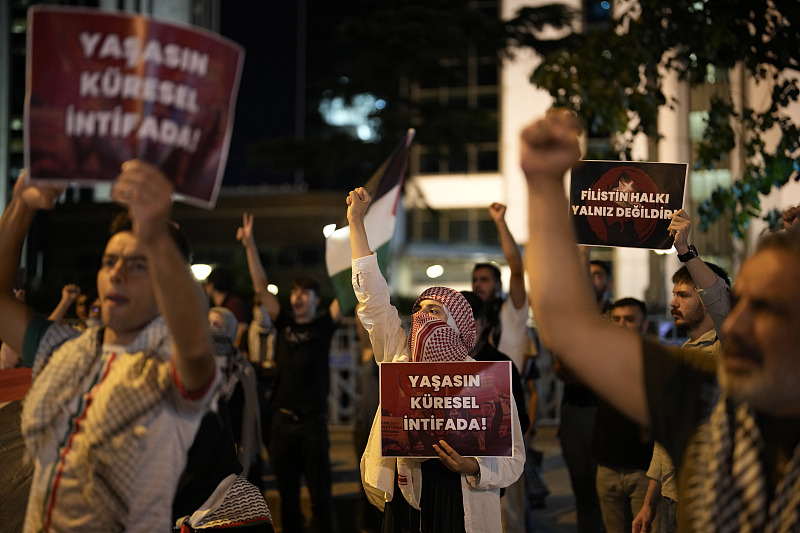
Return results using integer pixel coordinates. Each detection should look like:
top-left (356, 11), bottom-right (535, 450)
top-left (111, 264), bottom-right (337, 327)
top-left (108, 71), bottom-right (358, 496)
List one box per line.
top-left (269, 410), bottom-right (333, 533)
top-left (559, 403), bottom-right (603, 533)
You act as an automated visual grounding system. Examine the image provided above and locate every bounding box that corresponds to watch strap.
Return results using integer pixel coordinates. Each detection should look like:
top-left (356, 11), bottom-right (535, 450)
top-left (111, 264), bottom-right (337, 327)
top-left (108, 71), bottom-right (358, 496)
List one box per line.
top-left (678, 244), bottom-right (698, 262)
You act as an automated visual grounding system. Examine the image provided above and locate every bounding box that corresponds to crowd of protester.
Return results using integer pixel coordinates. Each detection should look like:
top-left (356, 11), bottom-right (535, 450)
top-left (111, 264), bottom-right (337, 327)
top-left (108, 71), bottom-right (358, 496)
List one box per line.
top-left (1, 109), bottom-right (799, 533)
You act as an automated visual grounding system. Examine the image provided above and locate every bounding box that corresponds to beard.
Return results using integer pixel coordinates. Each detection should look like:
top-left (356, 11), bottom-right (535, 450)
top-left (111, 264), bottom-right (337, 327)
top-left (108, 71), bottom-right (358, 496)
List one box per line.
top-left (672, 304), bottom-right (706, 332)
top-left (718, 335), bottom-right (792, 414)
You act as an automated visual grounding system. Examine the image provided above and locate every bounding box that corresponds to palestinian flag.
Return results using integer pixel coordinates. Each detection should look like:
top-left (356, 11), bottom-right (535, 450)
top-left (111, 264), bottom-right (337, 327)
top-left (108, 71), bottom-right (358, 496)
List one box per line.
top-left (325, 129), bottom-right (415, 314)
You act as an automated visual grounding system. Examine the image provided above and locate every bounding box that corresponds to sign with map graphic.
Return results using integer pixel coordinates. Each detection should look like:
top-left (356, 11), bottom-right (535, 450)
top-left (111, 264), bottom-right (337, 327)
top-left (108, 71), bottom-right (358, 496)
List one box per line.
top-left (380, 361), bottom-right (514, 458)
top-left (570, 161), bottom-right (687, 249)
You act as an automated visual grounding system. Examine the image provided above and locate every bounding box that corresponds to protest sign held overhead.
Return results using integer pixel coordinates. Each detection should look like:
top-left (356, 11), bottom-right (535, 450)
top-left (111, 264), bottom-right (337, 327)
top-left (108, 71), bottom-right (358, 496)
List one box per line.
top-left (24, 6), bottom-right (244, 208)
top-left (380, 361), bottom-right (514, 458)
top-left (570, 161), bottom-right (687, 249)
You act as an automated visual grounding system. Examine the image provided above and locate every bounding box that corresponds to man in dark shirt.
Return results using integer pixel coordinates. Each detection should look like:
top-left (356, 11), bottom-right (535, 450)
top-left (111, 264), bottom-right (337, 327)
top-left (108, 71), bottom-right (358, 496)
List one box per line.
top-left (521, 109), bottom-right (800, 532)
top-left (265, 275), bottom-right (341, 533)
top-left (593, 298), bottom-right (656, 532)
top-left (461, 290), bottom-right (530, 435)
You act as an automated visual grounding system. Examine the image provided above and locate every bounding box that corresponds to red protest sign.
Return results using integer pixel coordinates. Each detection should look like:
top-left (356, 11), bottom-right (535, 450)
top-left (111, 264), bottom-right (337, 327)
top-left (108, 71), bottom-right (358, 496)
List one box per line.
top-left (379, 361), bottom-right (514, 458)
top-left (24, 6), bottom-right (244, 208)
top-left (570, 161), bottom-right (687, 249)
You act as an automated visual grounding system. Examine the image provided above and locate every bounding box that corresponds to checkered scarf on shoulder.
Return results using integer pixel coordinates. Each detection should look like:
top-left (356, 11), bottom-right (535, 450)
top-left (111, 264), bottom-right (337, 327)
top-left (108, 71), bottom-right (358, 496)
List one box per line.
top-left (685, 394), bottom-right (800, 532)
top-left (21, 318), bottom-right (177, 532)
top-left (407, 287), bottom-right (476, 362)
top-left (211, 331), bottom-right (246, 400)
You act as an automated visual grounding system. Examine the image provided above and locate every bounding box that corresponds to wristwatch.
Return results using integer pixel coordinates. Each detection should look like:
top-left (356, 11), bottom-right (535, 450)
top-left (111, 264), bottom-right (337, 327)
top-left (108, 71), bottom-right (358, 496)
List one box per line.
top-left (678, 244), bottom-right (699, 262)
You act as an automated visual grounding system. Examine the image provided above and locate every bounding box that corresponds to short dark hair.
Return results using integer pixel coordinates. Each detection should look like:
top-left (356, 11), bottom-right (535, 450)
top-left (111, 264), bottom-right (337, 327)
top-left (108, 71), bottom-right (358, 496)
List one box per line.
top-left (590, 260), bottom-right (612, 279)
top-left (473, 263), bottom-right (501, 284)
top-left (758, 228), bottom-right (800, 255)
top-left (611, 297), bottom-right (647, 319)
top-left (672, 261), bottom-right (731, 287)
top-left (292, 275), bottom-right (321, 297)
top-left (460, 290), bottom-right (485, 320)
top-left (109, 211), bottom-right (192, 263)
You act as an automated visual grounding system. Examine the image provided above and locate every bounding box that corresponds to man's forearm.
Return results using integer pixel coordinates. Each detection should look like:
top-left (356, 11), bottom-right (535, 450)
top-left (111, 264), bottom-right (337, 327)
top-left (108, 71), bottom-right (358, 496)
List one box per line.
top-left (48, 297), bottom-right (73, 322)
top-left (244, 240), bottom-right (278, 319)
top-left (0, 197), bottom-right (36, 295)
top-left (0, 196), bottom-right (38, 351)
top-left (681, 255), bottom-right (719, 290)
top-left (147, 232), bottom-right (215, 393)
top-left (524, 175), bottom-right (648, 426)
top-left (244, 241), bottom-right (268, 294)
top-left (495, 217), bottom-right (526, 308)
top-left (495, 217), bottom-right (523, 274)
top-left (520, 112), bottom-right (648, 425)
top-left (525, 180), bottom-right (597, 345)
top-left (349, 214), bottom-right (371, 260)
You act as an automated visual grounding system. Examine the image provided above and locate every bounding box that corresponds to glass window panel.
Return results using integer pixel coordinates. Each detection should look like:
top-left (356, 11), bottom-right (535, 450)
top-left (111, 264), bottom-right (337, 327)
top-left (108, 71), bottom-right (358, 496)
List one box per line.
top-left (476, 1), bottom-right (499, 19)
top-left (476, 63), bottom-right (498, 86)
top-left (477, 93), bottom-right (498, 110)
top-left (477, 218), bottom-right (498, 244)
top-left (421, 216), bottom-right (439, 241)
top-left (448, 219), bottom-right (469, 242)
top-left (448, 149), bottom-right (469, 173)
top-left (476, 148), bottom-right (499, 172)
top-left (449, 93), bottom-right (469, 110)
top-left (418, 149), bottom-right (441, 174)
top-left (444, 60), bottom-right (468, 87)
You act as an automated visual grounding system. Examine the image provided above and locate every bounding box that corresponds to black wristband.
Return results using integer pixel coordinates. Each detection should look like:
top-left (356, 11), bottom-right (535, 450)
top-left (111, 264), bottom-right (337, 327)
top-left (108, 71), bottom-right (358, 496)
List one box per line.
top-left (677, 244), bottom-right (698, 262)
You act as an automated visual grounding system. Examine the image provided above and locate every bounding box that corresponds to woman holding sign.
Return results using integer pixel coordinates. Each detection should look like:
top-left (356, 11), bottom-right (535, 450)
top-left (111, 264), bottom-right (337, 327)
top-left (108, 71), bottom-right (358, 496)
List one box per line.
top-left (347, 187), bottom-right (525, 533)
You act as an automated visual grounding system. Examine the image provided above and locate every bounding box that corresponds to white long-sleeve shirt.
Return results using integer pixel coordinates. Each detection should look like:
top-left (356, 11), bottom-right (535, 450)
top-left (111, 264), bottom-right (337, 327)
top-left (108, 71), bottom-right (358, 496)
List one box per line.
top-left (353, 253), bottom-right (525, 533)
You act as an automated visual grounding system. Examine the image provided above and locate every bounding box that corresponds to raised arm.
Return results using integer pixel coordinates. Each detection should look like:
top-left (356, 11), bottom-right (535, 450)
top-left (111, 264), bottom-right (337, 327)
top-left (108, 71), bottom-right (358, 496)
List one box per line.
top-left (348, 187), bottom-right (407, 363)
top-left (347, 187), bottom-right (372, 259)
top-left (111, 160), bottom-right (215, 393)
top-left (668, 209), bottom-right (719, 289)
top-left (237, 212), bottom-right (280, 321)
top-left (489, 203), bottom-right (526, 309)
top-left (521, 110), bottom-right (649, 427)
top-left (0, 172), bottom-right (61, 354)
top-left (668, 208), bottom-right (731, 338)
top-left (48, 284), bottom-right (81, 322)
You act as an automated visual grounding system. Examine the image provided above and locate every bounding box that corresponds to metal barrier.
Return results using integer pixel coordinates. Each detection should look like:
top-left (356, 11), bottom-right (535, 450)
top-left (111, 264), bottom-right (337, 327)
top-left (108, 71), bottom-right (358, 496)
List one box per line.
top-left (328, 317), bottom-right (362, 426)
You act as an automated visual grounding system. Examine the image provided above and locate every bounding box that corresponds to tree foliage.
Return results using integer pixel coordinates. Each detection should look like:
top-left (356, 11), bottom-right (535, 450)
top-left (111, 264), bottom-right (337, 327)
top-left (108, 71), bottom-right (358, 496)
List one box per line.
top-left (249, 1), bottom-right (573, 191)
top-left (249, 1), bottom-right (797, 235)
top-left (517, 0), bottom-right (800, 238)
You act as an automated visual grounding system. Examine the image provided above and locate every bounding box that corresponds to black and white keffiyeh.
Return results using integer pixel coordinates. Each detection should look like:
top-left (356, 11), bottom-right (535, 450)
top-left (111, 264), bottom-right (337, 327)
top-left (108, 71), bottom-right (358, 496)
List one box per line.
top-left (686, 395), bottom-right (800, 533)
top-left (22, 318), bottom-right (181, 532)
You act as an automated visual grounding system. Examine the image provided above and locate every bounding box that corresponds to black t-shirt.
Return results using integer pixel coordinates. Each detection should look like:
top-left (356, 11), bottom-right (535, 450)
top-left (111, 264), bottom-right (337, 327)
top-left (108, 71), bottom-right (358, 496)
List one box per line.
top-left (641, 340), bottom-right (800, 531)
top-left (472, 342), bottom-right (531, 434)
top-left (270, 309), bottom-right (337, 414)
top-left (173, 401), bottom-right (242, 521)
top-left (591, 398), bottom-right (653, 470)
